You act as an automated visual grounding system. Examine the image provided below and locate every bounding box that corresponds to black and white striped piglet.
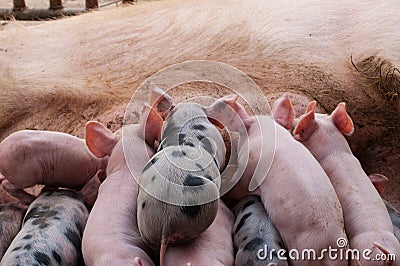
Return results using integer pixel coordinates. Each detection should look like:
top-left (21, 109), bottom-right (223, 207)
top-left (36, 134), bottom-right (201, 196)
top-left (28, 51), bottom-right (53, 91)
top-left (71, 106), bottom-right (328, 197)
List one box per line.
top-left (0, 202), bottom-right (27, 258)
top-left (0, 188), bottom-right (91, 266)
top-left (232, 196), bottom-right (288, 266)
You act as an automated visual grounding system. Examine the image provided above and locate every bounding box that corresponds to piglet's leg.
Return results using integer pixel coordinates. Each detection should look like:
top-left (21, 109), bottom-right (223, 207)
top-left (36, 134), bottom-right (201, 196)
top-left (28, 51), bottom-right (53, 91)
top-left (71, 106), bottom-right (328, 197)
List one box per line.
top-left (1, 180), bottom-right (36, 205)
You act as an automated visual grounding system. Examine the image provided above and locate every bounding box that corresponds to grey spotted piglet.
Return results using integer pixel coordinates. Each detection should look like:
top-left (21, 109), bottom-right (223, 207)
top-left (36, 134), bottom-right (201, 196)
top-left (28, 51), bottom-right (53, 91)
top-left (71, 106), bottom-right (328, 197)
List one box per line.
top-left (0, 174), bottom-right (100, 266)
top-left (137, 92), bottom-right (226, 266)
top-left (0, 202), bottom-right (27, 258)
top-left (0, 130), bottom-right (108, 204)
top-left (368, 173), bottom-right (400, 243)
top-left (232, 195), bottom-right (288, 266)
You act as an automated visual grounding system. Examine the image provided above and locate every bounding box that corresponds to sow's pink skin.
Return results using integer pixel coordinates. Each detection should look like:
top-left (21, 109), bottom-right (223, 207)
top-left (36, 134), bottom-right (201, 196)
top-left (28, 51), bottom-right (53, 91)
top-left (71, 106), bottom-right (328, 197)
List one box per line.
top-left (163, 200), bottom-right (235, 266)
top-left (0, 130), bottom-right (108, 204)
top-left (82, 85), bottom-right (173, 266)
top-left (205, 95), bottom-right (348, 266)
top-left (291, 99), bottom-right (400, 265)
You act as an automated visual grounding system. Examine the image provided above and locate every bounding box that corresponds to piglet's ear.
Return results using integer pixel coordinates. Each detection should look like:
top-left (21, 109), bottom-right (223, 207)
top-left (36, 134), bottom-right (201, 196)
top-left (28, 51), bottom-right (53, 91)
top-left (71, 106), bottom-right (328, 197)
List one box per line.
top-left (139, 103), bottom-right (164, 149)
top-left (368, 173), bottom-right (388, 195)
top-left (272, 93), bottom-right (295, 130)
top-left (85, 121), bottom-right (118, 158)
top-left (306, 101), bottom-right (317, 113)
top-left (293, 101), bottom-right (317, 142)
top-left (331, 102), bottom-right (354, 136)
top-left (221, 94), bottom-right (239, 107)
top-left (149, 83), bottom-right (175, 120)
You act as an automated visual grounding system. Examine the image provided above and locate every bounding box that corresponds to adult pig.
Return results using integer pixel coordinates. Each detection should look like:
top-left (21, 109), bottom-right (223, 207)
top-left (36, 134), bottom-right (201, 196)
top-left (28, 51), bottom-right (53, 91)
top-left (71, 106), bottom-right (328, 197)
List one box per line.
top-left (0, 187), bottom-right (91, 266)
top-left (0, 202), bottom-right (27, 258)
top-left (232, 195), bottom-right (288, 266)
top-left (138, 100), bottom-right (224, 265)
top-left (206, 94), bottom-right (348, 265)
top-left (0, 130), bottom-right (108, 204)
top-left (292, 100), bottom-right (400, 265)
top-left (163, 200), bottom-right (235, 266)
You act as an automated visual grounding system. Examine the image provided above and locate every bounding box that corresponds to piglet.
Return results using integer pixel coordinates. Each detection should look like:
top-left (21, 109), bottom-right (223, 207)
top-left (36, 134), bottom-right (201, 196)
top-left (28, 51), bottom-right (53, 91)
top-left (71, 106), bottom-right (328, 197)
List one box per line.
top-left (206, 94), bottom-right (348, 265)
top-left (0, 174), bottom-right (98, 266)
top-left (137, 95), bottom-right (226, 265)
top-left (82, 122), bottom-right (156, 266)
top-left (82, 85), bottom-right (174, 266)
top-left (232, 195), bottom-right (288, 266)
top-left (0, 130), bottom-right (108, 204)
top-left (292, 99), bottom-right (400, 265)
top-left (368, 174), bottom-right (400, 243)
top-left (163, 200), bottom-right (235, 266)
top-left (0, 202), bottom-right (27, 258)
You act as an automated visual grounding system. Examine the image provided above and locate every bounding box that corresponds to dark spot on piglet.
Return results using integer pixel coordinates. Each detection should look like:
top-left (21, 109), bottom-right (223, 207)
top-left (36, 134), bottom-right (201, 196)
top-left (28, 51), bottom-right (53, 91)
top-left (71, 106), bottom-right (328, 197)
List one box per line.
top-left (183, 175), bottom-right (205, 187)
top-left (242, 200), bottom-right (256, 211)
top-left (178, 133), bottom-right (186, 144)
top-left (64, 229), bottom-right (82, 256)
top-left (196, 135), bottom-right (204, 141)
top-left (22, 234), bottom-right (32, 240)
top-left (180, 205), bottom-right (202, 218)
top-left (23, 207), bottom-right (39, 223)
top-left (12, 246), bottom-right (21, 251)
top-left (201, 138), bottom-right (214, 155)
top-left (33, 251), bottom-right (50, 265)
top-left (142, 201), bottom-right (146, 209)
top-left (184, 142), bottom-right (195, 147)
top-left (75, 220), bottom-right (85, 235)
top-left (52, 250), bottom-right (62, 264)
top-left (234, 213), bottom-right (251, 234)
top-left (243, 237), bottom-right (264, 251)
top-left (23, 244), bottom-right (31, 250)
top-left (192, 124), bottom-right (207, 131)
top-left (38, 223), bottom-right (49, 229)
